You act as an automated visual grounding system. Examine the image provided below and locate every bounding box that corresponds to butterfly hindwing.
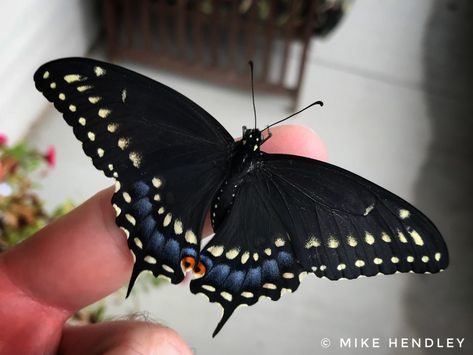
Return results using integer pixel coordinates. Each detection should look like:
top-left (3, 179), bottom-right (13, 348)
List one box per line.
top-left (34, 58), bottom-right (234, 287)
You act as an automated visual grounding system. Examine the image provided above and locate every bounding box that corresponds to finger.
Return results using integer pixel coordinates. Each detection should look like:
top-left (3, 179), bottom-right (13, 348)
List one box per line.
top-left (201, 124), bottom-right (327, 236)
top-left (0, 186), bottom-right (131, 313)
top-left (59, 321), bottom-right (192, 355)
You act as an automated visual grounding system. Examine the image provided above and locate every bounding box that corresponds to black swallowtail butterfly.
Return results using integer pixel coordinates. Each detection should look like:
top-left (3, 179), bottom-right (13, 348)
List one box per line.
top-left (34, 58), bottom-right (448, 337)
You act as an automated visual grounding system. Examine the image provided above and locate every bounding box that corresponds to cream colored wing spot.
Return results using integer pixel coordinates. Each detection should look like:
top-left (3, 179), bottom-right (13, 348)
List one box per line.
top-left (241, 291), bottom-right (254, 298)
top-left (162, 264), bottom-right (174, 273)
top-left (98, 108), bottom-right (111, 118)
top-left (77, 85), bottom-right (92, 92)
top-left (152, 177), bottom-right (162, 188)
top-left (208, 245), bottom-right (224, 257)
top-left (263, 283), bottom-right (277, 290)
top-left (69, 104), bottom-right (77, 112)
top-left (125, 214), bottom-right (136, 226)
top-left (108, 164), bottom-right (114, 171)
top-left (399, 209), bottom-right (410, 219)
top-left (251, 252), bottom-right (258, 261)
top-left (264, 248), bottom-right (272, 256)
top-left (185, 230), bottom-right (197, 244)
top-left (282, 272), bottom-right (294, 279)
top-left (281, 288), bottom-right (292, 296)
top-left (337, 263), bottom-right (346, 271)
top-left (112, 204), bottom-right (121, 216)
top-left (144, 255), bottom-right (157, 264)
top-left (408, 229), bottom-right (424, 246)
top-left (407, 256), bottom-right (414, 263)
top-left (347, 235), bottom-right (358, 247)
top-left (355, 260), bottom-right (365, 267)
top-left (397, 230), bottom-right (408, 243)
top-left (118, 137), bottom-right (130, 150)
top-left (133, 237), bottom-right (143, 249)
top-left (421, 256), bottom-right (429, 263)
top-left (220, 292), bottom-right (232, 302)
top-left (364, 232), bottom-right (375, 245)
top-left (373, 257), bottom-right (383, 265)
top-left (157, 207), bottom-right (165, 215)
top-left (64, 74), bottom-right (82, 83)
top-left (163, 213), bottom-right (172, 227)
top-left (114, 181), bottom-right (121, 192)
top-left (299, 271), bottom-right (308, 282)
top-left (174, 219), bottom-right (183, 235)
top-left (305, 236), bottom-right (320, 249)
top-left (130, 250), bottom-right (136, 263)
top-left (391, 256), bottom-right (400, 263)
top-left (327, 236), bottom-right (339, 248)
top-left (87, 132), bottom-right (96, 141)
top-left (122, 192), bottom-right (131, 203)
top-left (240, 251), bottom-right (250, 264)
top-left (202, 285), bottom-right (216, 292)
top-left (78, 117), bottom-right (86, 126)
top-left (97, 148), bottom-right (104, 157)
top-left (319, 265), bottom-right (327, 271)
top-left (153, 194), bottom-right (161, 201)
top-left (381, 232), bottom-right (392, 243)
top-left (94, 66), bottom-right (106, 76)
top-left (363, 204), bottom-right (374, 216)
top-left (225, 248), bottom-right (239, 260)
top-left (50, 82), bottom-right (56, 89)
top-left (59, 93), bottom-right (66, 100)
top-left (121, 89), bottom-right (127, 103)
top-left (435, 252), bottom-right (441, 261)
top-left (88, 96), bottom-right (101, 104)
top-left (43, 71), bottom-right (49, 79)
top-left (113, 172), bottom-right (118, 178)
top-left (275, 238), bottom-right (285, 247)
top-left (107, 123), bottom-right (118, 133)
top-left (129, 152), bottom-right (141, 168)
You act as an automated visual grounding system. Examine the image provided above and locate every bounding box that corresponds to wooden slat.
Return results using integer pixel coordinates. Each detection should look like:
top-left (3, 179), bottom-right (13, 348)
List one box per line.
top-left (228, 0), bottom-right (240, 71)
top-left (123, 0), bottom-right (134, 49)
top-left (158, 0), bottom-right (168, 54)
top-left (279, 0), bottom-right (298, 85)
top-left (261, 0), bottom-right (276, 82)
top-left (140, 0), bottom-right (151, 50)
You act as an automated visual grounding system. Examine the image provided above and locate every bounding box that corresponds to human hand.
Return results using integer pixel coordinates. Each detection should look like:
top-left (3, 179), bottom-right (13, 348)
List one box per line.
top-left (0, 125), bottom-right (325, 354)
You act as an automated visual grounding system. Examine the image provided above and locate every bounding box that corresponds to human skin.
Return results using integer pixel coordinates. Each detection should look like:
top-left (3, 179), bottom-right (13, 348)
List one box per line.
top-left (0, 125), bottom-right (326, 354)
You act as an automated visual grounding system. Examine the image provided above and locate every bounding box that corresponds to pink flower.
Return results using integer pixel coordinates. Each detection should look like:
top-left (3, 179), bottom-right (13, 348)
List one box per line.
top-left (44, 145), bottom-right (56, 168)
top-left (0, 133), bottom-right (7, 146)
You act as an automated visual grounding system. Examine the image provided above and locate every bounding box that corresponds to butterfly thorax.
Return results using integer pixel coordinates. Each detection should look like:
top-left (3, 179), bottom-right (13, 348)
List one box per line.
top-left (210, 128), bottom-right (264, 230)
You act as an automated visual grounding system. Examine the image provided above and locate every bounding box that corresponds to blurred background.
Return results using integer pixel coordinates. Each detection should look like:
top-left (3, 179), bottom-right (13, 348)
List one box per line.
top-left (1, 0), bottom-right (472, 354)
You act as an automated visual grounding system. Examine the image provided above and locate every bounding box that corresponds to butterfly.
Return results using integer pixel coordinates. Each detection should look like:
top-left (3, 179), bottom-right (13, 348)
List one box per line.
top-left (34, 58), bottom-right (448, 337)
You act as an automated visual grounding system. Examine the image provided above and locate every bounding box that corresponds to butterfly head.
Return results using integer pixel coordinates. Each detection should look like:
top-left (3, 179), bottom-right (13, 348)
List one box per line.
top-left (241, 126), bottom-right (264, 153)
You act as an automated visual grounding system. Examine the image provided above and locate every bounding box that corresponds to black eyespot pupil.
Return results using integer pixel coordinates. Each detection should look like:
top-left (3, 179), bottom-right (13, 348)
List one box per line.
top-left (184, 262), bottom-right (190, 268)
top-left (195, 267), bottom-right (201, 273)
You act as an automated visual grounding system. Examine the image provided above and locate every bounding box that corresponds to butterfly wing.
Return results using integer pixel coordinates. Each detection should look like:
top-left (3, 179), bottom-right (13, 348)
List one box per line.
top-left (190, 153), bottom-right (448, 336)
top-left (34, 58), bottom-right (234, 288)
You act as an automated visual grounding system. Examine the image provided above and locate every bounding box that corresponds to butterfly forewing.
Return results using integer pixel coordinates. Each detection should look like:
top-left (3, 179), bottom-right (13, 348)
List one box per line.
top-left (34, 58), bottom-right (233, 286)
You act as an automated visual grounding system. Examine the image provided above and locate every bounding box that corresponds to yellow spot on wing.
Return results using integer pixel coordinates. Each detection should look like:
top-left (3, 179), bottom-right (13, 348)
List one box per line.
top-left (77, 85), bottom-right (92, 92)
top-left (98, 108), bottom-right (111, 118)
top-left (305, 236), bottom-right (320, 249)
top-left (282, 272), bottom-right (294, 279)
top-left (43, 71), bottom-right (49, 79)
top-left (64, 74), bottom-right (82, 83)
top-left (397, 230), bottom-right (408, 243)
top-left (225, 248), bottom-right (239, 260)
top-left (355, 260), bottom-right (365, 267)
top-left (174, 219), bottom-right (183, 235)
top-left (241, 291), bottom-right (254, 298)
top-left (399, 209), bottom-right (410, 219)
top-left (347, 235), bottom-right (357, 247)
top-left (163, 213), bottom-right (172, 227)
top-left (118, 138), bottom-right (129, 150)
top-left (185, 230), bottom-right (197, 244)
top-left (381, 232), bottom-right (392, 243)
top-left (152, 177), bottom-right (162, 188)
top-left (59, 93), bottom-right (66, 100)
top-left (263, 283), bottom-right (277, 290)
top-left (107, 123), bottom-right (118, 132)
top-left (409, 229), bottom-right (424, 246)
top-left (373, 257), bottom-right (383, 265)
top-left (78, 117), bottom-right (86, 126)
top-left (97, 148), bottom-right (104, 157)
top-left (162, 264), bottom-right (174, 273)
top-left (264, 248), bottom-right (272, 256)
top-left (407, 256), bottom-right (414, 262)
top-left (364, 232), bottom-right (375, 245)
top-left (421, 256), bottom-right (429, 263)
top-left (122, 192), bottom-right (131, 203)
top-left (134, 237), bottom-right (143, 249)
top-left (129, 151), bottom-right (141, 168)
top-left (275, 238), bottom-right (285, 247)
top-left (125, 214), bottom-right (136, 225)
top-left (220, 291), bottom-right (232, 302)
top-left (391, 256), bottom-right (400, 263)
top-left (69, 105), bottom-right (76, 112)
top-left (144, 255), bottom-right (157, 264)
top-left (87, 132), bottom-right (95, 141)
top-left (241, 251), bottom-right (250, 264)
top-left (94, 66), bottom-right (106, 76)
top-left (202, 285), bottom-right (215, 292)
top-left (88, 96), bottom-right (101, 104)
top-left (337, 263), bottom-right (346, 270)
top-left (435, 252), bottom-right (441, 261)
top-left (208, 245), bottom-right (224, 257)
top-left (327, 236), bottom-right (340, 248)
top-left (50, 82), bottom-right (56, 89)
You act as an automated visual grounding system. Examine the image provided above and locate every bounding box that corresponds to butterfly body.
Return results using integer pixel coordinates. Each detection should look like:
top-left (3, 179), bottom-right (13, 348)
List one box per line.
top-left (34, 58), bottom-right (449, 337)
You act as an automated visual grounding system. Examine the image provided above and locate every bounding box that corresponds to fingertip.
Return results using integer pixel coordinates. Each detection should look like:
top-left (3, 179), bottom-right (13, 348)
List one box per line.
top-left (261, 124), bottom-right (328, 162)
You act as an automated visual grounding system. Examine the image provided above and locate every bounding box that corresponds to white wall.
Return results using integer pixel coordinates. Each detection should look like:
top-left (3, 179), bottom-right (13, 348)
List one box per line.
top-left (0, 0), bottom-right (98, 142)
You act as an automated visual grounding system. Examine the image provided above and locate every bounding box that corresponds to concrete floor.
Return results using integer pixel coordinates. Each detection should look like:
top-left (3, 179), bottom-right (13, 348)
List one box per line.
top-left (28, 1), bottom-right (472, 354)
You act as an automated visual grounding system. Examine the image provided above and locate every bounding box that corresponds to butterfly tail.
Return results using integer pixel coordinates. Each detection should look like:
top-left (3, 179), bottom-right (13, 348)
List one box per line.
top-left (212, 305), bottom-right (237, 337)
top-left (126, 263), bottom-right (142, 298)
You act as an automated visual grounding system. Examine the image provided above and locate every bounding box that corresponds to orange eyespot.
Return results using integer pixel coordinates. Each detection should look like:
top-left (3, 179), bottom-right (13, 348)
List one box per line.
top-left (193, 261), bottom-right (207, 279)
top-left (181, 256), bottom-right (196, 272)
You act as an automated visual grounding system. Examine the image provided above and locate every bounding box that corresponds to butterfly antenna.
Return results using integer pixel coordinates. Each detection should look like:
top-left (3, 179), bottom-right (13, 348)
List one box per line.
top-left (266, 101), bottom-right (324, 129)
top-left (249, 60), bottom-right (258, 129)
